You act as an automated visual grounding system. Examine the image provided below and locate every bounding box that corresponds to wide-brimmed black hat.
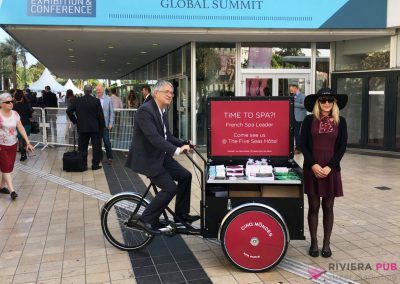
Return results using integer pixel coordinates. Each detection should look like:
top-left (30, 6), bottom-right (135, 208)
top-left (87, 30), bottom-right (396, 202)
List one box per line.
top-left (304, 88), bottom-right (348, 112)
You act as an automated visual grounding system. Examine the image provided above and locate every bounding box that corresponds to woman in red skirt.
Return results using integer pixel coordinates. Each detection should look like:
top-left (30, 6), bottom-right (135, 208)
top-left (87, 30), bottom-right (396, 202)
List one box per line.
top-left (0, 93), bottom-right (35, 200)
top-left (301, 88), bottom-right (348, 258)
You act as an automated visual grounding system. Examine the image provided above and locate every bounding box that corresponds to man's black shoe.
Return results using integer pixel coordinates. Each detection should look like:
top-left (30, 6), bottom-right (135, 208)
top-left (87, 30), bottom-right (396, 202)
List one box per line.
top-left (174, 213), bottom-right (200, 223)
top-left (135, 219), bottom-right (175, 235)
top-left (91, 165), bottom-right (102, 170)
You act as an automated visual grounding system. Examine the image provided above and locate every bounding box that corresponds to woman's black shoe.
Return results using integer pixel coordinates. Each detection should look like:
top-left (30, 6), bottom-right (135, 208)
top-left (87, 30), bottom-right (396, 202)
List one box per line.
top-left (309, 247), bottom-right (319, 257)
top-left (10, 191), bottom-right (18, 200)
top-left (0, 187), bottom-right (10, 194)
top-left (321, 249), bottom-right (332, 258)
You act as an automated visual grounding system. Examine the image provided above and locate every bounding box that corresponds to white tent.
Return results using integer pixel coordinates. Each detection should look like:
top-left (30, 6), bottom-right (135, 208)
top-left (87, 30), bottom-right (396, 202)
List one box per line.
top-left (29, 68), bottom-right (67, 94)
top-left (64, 79), bottom-right (83, 95)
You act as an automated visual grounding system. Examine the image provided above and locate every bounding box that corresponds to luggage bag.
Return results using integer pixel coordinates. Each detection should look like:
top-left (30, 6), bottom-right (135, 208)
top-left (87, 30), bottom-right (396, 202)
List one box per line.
top-left (63, 131), bottom-right (86, 172)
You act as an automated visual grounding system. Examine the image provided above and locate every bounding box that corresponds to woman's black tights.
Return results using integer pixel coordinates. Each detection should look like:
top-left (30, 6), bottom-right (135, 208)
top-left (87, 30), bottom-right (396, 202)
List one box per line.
top-left (307, 195), bottom-right (335, 251)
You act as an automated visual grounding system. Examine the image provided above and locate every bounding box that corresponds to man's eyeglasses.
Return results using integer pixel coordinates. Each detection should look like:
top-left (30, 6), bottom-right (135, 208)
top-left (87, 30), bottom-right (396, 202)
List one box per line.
top-left (2, 101), bottom-right (13, 104)
top-left (318, 97), bottom-right (335, 104)
top-left (158, 90), bottom-right (174, 96)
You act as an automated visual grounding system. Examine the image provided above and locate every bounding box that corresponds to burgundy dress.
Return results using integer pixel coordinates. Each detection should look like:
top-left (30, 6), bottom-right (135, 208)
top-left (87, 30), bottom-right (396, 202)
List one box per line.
top-left (303, 119), bottom-right (343, 197)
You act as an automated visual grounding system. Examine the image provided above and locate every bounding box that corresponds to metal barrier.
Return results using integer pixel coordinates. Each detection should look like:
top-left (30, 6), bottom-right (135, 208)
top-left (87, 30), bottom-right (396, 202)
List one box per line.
top-left (31, 107), bottom-right (137, 152)
top-left (110, 109), bottom-right (136, 151)
top-left (30, 107), bottom-right (46, 147)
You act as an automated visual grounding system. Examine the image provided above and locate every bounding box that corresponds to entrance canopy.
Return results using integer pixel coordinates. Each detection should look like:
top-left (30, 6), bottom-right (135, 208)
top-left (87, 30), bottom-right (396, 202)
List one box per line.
top-left (29, 68), bottom-right (67, 93)
top-left (0, 0), bottom-right (392, 79)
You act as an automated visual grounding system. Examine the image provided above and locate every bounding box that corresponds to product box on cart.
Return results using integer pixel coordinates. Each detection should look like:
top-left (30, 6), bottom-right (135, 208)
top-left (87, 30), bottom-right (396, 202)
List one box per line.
top-left (203, 97), bottom-right (304, 241)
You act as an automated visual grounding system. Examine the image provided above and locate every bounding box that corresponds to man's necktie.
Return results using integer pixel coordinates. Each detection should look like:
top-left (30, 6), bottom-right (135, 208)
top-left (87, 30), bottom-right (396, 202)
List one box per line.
top-left (162, 111), bottom-right (167, 140)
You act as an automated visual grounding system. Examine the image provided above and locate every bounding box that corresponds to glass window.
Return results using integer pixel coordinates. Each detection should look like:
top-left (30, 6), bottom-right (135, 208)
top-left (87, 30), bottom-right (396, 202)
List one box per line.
top-left (335, 37), bottom-right (390, 71)
top-left (397, 76), bottom-right (400, 149)
top-left (338, 77), bottom-right (363, 144)
top-left (169, 48), bottom-right (182, 76)
top-left (397, 35), bottom-right (400, 68)
top-left (149, 61), bottom-right (157, 80)
top-left (241, 43), bottom-right (311, 69)
top-left (316, 43), bottom-right (330, 91)
top-left (185, 44), bottom-right (191, 76)
top-left (196, 43), bottom-right (236, 145)
top-left (158, 55), bottom-right (168, 79)
top-left (368, 77), bottom-right (385, 147)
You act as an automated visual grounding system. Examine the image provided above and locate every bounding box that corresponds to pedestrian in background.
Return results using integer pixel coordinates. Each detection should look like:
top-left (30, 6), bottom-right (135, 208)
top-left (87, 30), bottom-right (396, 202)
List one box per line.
top-left (65, 89), bottom-right (76, 108)
top-left (110, 87), bottom-right (123, 109)
top-left (66, 85), bottom-right (105, 171)
top-left (127, 90), bottom-right (139, 108)
top-left (0, 93), bottom-right (35, 200)
top-left (290, 84), bottom-right (306, 154)
top-left (24, 88), bottom-right (37, 107)
top-left (96, 84), bottom-right (115, 165)
top-left (13, 90), bottom-right (33, 161)
top-left (141, 85), bottom-right (152, 103)
top-left (301, 88), bottom-right (348, 258)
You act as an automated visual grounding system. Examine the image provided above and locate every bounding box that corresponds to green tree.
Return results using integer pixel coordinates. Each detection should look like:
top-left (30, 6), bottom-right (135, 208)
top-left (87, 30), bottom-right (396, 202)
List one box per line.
top-left (28, 62), bottom-right (45, 83)
top-left (272, 48), bottom-right (305, 69)
top-left (0, 38), bottom-right (26, 89)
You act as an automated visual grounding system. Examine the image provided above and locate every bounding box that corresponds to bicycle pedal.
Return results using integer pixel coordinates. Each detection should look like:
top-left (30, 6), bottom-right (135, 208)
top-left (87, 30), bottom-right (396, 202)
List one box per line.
top-left (175, 227), bottom-right (201, 234)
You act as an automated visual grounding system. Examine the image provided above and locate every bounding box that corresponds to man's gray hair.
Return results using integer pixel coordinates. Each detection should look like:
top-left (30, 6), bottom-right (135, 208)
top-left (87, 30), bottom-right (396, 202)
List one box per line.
top-left (83, 85), bottom-right (93, 95)
top-left (153, 81), bottom-right (173, 93)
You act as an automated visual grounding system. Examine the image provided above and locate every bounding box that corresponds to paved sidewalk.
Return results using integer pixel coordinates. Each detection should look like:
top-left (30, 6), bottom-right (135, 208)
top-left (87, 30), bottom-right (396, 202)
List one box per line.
top-left (0, 146), bottom-right (399, 283)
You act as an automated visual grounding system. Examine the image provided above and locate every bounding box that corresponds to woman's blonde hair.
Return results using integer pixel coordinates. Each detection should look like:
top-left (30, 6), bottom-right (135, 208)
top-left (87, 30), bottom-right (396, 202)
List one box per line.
top-left (312, 99), bottom-right (340, 124)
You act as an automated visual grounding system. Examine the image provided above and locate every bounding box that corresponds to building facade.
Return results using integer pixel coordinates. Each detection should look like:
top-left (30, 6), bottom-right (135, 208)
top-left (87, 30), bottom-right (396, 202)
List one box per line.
top-left (1, 0), bottom-right (399, 150)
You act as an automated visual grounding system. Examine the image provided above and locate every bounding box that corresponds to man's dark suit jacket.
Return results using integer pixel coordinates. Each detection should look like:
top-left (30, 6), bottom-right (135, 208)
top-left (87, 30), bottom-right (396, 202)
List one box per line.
top-left (42, 91), bottom-right (58, 108)
top-left (125, 99), bottom-right (184, 177)
top-left (144, 94), bottom-right (153, 103)
top-left (66, 94), bottom-right (105, 133)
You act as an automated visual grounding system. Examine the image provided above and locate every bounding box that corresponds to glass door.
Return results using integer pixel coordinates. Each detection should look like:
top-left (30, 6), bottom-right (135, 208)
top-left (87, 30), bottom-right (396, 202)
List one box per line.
top-left (333, 71), bottom-right (400, 151)
top-left (177, 77), bottom-right (189, 140)
top-left (367, 77), bottom-right (386, 147)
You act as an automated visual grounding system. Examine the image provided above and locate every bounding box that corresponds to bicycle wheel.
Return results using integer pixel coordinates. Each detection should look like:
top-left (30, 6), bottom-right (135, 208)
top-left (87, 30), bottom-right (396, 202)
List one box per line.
top-left (101, 193), bottom-right (154, 251)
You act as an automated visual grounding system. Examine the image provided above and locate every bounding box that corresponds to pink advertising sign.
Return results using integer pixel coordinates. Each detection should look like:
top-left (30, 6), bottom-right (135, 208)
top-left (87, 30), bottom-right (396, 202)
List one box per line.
top-left (210, 100), bottom-right (290, 157)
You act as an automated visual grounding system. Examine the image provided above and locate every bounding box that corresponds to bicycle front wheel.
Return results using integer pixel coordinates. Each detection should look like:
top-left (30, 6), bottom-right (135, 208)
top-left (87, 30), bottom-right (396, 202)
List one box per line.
top-left (101, 193), bottom-right (154, 251)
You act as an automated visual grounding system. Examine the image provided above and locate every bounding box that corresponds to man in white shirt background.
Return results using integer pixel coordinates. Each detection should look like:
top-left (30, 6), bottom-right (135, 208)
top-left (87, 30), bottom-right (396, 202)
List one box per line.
top-left (96, 84), bottom-right (115, 165)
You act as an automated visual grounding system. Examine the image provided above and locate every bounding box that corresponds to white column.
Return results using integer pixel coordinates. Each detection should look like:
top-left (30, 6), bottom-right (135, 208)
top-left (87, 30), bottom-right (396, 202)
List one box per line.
top-left (310, 42), bottom-right (316, 95)
top-left (190, 42), bottom-right (197, 145)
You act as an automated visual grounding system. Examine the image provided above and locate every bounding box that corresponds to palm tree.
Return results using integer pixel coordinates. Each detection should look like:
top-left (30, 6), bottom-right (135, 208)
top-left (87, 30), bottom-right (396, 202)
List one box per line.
top-left (0, 38), bottom-right (26, 89)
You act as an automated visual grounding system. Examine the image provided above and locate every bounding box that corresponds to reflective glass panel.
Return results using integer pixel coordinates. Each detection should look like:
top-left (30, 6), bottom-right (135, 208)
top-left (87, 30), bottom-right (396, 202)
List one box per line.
top-left (338, 78), bottom-right (363, 144)
top-left (241, 43), bottom-right (311, 69)
top-left (368, 77), bottom-right (385, 147)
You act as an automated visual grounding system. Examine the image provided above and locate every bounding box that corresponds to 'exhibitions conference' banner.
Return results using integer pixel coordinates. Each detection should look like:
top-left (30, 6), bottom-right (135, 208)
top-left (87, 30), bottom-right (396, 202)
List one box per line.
top-left (210, 100), bottom-right (290, 157)
top-left (0, 0), bottom-right (387, 29)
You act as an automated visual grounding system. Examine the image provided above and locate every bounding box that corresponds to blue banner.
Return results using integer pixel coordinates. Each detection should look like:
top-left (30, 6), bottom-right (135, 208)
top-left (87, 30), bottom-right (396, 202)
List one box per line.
top-left (27, 0), bottom-right (96, 17)
top-left (0, 0), bottom-right (387, 29)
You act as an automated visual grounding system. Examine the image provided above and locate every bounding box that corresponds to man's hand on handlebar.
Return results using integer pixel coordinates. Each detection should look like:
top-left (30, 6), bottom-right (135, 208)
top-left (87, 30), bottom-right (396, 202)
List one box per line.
top-left (180, 144), bottom-right (192, 154)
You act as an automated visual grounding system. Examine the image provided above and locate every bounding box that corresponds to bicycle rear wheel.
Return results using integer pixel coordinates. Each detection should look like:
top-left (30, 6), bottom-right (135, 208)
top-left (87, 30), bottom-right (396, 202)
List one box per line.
top-left (101, 193), bottom-right (154, 251)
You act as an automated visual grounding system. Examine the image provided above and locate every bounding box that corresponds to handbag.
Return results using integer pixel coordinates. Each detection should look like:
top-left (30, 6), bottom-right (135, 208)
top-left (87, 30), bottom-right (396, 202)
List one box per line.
top-left (31, 121), bottom-right (40, 134)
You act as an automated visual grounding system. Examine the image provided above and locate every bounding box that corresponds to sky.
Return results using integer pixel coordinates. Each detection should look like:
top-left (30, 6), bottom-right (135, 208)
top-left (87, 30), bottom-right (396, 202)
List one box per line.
top-left (1, 27), bottom-right (38, 66)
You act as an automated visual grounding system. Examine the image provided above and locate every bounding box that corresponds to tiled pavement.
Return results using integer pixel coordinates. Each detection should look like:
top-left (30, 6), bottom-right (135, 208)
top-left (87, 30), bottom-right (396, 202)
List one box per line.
top-left (0, 146), bottom-right (399, 283)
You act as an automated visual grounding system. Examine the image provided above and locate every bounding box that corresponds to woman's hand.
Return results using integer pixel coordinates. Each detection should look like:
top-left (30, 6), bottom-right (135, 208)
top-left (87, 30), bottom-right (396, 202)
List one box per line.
top-left (26, 143), bottom-right (35, 154)
top-left (322, 166), bottom-right (331, 176)
top-left (311, 164), bottom-right (327, 178)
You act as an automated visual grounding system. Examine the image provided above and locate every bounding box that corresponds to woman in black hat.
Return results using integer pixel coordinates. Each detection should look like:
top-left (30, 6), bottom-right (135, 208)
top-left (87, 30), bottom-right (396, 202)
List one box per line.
top-left (301, 88), bottom-right (348, 258)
